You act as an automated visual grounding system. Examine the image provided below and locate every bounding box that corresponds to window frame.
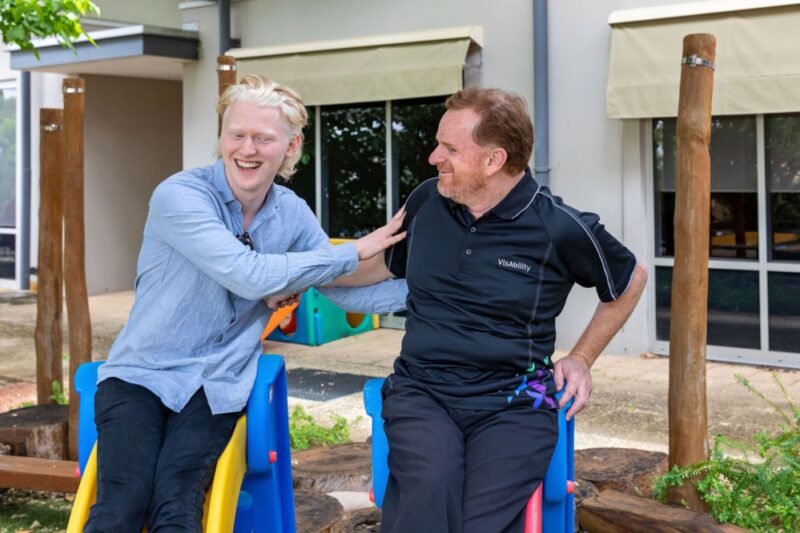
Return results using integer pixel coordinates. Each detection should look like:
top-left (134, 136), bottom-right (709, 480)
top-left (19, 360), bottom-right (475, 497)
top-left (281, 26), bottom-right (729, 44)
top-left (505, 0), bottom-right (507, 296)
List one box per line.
top-left (646, 116), bottom-right (800, 369)
top-left (0, 79), bottom-right (18, 289)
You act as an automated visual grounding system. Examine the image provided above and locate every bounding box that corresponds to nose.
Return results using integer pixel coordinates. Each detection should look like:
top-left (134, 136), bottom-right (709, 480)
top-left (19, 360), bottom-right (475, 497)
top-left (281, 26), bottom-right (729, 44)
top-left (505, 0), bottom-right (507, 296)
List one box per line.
top-left (241, 136), bottom-right (257, 155)
top-left (428, 145), bottom-right (444, 166)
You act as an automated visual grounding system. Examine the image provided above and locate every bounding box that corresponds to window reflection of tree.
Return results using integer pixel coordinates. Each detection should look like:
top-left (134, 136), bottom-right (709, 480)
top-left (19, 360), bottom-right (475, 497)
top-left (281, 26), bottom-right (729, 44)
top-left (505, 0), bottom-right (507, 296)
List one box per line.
top-left (280, 112), bottom-right (316, 211)
top-left (322, 104), bottom-right (386, 238)
top-left (392, 98), bottom-right (445, 209)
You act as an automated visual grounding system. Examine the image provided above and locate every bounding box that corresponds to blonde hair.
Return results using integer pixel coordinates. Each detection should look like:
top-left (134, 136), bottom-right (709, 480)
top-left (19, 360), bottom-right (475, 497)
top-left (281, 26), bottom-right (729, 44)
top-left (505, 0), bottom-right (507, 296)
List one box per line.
top-left (217, 75), bottom-right (308, 178)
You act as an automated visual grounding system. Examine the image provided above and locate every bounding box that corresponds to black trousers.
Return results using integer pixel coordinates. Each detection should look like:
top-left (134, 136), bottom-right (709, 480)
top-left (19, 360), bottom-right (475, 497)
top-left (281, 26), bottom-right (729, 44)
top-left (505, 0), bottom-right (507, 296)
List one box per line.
top-left (381, 374), bottom-right (558, 533)
top-left (84, 378), bottom-right (240, 533)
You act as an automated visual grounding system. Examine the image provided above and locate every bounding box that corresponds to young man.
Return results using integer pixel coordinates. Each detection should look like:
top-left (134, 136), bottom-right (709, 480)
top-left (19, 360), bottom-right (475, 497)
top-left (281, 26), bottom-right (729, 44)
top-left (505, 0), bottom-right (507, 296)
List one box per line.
top-left (84, 75), bottom-right (406, 532)
top-left (377, 87), bottom-right (648, 532)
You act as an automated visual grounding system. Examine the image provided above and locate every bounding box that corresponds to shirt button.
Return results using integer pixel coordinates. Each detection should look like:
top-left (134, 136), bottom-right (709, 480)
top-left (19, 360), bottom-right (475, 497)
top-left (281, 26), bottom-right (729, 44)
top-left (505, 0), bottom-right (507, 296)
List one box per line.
top-left (466, 249), bottom-right (472, 255)
top-left (470, 227), bottom-right (476, 233)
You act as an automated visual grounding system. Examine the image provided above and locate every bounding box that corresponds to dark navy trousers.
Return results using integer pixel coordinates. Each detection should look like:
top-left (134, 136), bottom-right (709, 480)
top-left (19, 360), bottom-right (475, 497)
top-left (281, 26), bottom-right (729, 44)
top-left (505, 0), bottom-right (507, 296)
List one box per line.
top-left (381, 373), bottom-right (558, 533)
top-left (84, 378), bottom-right (240, 533)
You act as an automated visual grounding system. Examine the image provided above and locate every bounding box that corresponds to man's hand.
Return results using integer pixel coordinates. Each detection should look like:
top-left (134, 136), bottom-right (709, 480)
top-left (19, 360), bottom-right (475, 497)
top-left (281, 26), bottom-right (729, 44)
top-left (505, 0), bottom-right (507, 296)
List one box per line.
top-left (553, 353), bottom-right (592, 421)
top-left (354, 207), bottom-right (406, 261)
top-left (265, 292), bottom-right (302, 310)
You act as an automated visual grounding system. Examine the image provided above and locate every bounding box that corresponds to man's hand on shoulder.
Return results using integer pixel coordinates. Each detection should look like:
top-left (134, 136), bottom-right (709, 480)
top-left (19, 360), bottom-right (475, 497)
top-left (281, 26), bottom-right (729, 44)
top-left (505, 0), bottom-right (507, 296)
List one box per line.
top-left (354, 206), bottom-right (406, 261)
top-left (553, 353), bottom-right (593, 421)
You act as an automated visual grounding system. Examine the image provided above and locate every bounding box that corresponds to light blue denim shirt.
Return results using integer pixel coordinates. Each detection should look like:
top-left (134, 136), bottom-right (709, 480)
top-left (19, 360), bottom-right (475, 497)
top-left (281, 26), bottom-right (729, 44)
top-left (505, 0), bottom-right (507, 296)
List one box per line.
top-left (99, 160), bottom-right (407, 414)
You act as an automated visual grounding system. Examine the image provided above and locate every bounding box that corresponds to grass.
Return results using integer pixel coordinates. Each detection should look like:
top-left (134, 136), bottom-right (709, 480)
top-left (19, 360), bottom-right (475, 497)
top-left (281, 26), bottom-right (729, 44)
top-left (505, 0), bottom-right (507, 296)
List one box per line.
top-left (0, 490), bottom-right (72, 532)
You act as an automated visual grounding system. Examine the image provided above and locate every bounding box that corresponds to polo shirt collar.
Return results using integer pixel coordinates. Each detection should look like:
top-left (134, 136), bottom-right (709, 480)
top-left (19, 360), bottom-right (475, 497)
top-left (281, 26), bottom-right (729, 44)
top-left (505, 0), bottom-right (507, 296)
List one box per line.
top-left (442, 168), bottom-right (540, 221)
top-left (490, 168), bottom-right (539, 220)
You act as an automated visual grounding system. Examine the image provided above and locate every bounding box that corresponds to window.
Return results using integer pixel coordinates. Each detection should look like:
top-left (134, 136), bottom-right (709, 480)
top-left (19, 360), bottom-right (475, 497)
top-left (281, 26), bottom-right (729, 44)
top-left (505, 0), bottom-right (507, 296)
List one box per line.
top-left (284, 97), bottom-right (445, 237)
top-left (654, 117), bottom-right (758, 259)
top-left (280, 111), bottom-right (316, 211)
top-left (392, 98), bottom-right (445, 209)
top-left (322, 103), bottom-right (387, 238)
top-left (0, 82), bottom-right (16, 281)
top-left (766, 114), bottom-right (800, 262)
top-left (651, 114), bottom-right (800, 364)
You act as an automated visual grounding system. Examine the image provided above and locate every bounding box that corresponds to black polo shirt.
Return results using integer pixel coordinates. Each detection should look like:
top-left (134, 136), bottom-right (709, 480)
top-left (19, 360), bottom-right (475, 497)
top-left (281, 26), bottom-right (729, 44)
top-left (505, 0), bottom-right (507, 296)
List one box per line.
top-left (386, 169), bottom-right (637, 410)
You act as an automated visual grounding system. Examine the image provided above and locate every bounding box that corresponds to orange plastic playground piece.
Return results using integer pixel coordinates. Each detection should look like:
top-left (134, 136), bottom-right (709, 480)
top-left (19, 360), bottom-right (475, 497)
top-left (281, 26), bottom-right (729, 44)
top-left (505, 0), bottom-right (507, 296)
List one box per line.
top-left (260, 301), bottom-right (299, 343)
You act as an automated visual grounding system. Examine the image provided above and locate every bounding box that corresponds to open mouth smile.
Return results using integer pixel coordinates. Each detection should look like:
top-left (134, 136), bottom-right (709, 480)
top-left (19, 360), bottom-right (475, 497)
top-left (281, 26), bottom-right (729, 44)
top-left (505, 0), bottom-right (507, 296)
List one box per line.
top-left (235, 159), bottom-right (262, 170)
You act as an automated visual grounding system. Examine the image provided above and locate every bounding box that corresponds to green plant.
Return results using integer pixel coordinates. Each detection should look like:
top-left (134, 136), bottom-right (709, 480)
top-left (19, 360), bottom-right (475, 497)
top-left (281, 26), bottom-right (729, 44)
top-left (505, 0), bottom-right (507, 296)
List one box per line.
top-left (17, 400), bottom-right (35, 408)
top-left (653, 373), bottom-right (800, 532)
top-left (50, 380), bottom-right (68, 405)
top-left (288, 405), bottom-right (351, 451)
top-left (0, 0), bottom-right (100, 59)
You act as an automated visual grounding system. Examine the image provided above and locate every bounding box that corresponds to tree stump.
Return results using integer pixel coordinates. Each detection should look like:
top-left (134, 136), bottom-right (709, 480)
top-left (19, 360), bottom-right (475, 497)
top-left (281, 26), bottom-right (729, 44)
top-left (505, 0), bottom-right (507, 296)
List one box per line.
top-left (575, 448), bottom-right (667, 497)
top-left (295, 489), bottom-right (345, 533)
top-left (579, 490), bottom-right (748, 532)
top-left (0, 405), bottom-right (68, 459)
top-left (573, 478), bottom-right (599, 531)
top-left (293, 443), bottom-right (372, 493)
top-left (331, 507), bottom-right (381, 533)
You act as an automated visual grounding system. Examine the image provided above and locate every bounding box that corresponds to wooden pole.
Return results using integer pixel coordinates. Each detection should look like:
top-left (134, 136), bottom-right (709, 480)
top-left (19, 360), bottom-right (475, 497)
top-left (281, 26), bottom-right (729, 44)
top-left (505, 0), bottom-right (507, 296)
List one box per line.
top-left (668, 33), bottom-right (716, 511)
top-left (63, 78), bottom-right (91, 461)
top-left (217, 55), bottom-right (237, 136)
top-left (34, 109), bottom-right (64, 405)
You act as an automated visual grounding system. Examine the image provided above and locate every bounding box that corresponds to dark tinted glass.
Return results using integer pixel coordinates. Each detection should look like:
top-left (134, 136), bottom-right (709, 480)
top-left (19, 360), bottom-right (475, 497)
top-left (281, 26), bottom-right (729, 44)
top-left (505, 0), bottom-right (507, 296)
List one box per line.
top-left (768, 273), bottom-right (800, 353)
top-left (0, 233), bottom-right (15, 279)
top-left (656, 266), bottom-right (760, 349)
top-left (765, 114), bottom-right (800, 262)
top-left (654, 117), bottom-right (758, 259)
top-left (0, 87), bottom-right (16, 229)
top-left (322, 104), bottom-right (386, 237)
top-left (281, 111), bottom-right (316, 212)
top-left (391, 97), bottom-right (445, 210)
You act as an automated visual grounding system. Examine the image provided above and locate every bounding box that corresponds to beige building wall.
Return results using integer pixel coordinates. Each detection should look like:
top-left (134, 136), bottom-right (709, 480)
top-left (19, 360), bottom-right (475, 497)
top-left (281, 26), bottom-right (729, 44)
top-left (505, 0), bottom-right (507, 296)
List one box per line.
top-left (548, 0), bottom-right (703, 355)
top-left (89, 0), bottom-right (184, 27)
top-left (82, 75), bottom-right (182, 294)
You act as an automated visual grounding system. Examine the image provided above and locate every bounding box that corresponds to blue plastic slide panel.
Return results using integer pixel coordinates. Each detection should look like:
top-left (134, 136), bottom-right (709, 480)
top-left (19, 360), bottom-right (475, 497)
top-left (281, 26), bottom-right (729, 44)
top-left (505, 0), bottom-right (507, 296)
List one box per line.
top-left (74, 361), bottom-right (105, 473)
top-left (243, 355), bottom-right (296, 533)
top-left (363, 378), bottom-right (388, 508)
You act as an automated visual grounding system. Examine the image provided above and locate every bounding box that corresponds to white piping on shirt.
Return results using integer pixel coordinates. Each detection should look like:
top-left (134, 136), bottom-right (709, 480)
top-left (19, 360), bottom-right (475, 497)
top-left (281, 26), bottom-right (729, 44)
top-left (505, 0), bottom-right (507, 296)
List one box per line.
top-left (540, 191), bottom-right (618, 300)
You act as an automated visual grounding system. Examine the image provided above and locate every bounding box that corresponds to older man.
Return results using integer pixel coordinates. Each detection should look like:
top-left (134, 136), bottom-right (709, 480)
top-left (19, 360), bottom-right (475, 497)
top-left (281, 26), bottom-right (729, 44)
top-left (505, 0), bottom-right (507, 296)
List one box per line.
top-left (376, 87), bottom-right (647, 532)
top-left (84, 75), bottom-right (406, 532)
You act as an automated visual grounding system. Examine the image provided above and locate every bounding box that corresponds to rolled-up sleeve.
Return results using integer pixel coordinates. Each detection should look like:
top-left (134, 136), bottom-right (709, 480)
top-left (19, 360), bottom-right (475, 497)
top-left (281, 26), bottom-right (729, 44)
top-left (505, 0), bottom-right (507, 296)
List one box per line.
top-left (148, 178), bottom-right (358, 300)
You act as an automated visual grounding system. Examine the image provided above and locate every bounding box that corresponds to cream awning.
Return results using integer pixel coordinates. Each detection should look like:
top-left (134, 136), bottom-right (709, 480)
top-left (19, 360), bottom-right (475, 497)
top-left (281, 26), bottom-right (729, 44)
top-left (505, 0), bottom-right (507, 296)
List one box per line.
top-left (229, 27), bottom-right (483, 106)
top-left (606, 2), bottom-right (800, 118)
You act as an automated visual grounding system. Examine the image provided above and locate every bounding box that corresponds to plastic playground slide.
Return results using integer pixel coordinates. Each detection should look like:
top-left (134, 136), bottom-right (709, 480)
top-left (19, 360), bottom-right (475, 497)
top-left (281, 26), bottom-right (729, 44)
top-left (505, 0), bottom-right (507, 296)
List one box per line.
top-left (67, 303), bottom-right (298, 532)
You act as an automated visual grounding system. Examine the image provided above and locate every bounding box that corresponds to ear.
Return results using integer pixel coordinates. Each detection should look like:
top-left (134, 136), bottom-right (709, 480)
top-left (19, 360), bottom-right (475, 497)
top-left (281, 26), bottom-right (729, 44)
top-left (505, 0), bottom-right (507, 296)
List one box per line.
top-left (286, 134), bottom-right (302, 156)
top-left (485, 147), bottom-right (508, 175)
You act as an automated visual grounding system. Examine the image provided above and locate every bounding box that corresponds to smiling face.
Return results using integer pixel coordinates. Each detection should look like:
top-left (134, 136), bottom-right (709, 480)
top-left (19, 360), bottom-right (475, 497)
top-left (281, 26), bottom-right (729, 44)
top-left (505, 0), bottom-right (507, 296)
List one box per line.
top-left (220, 100), bottom-right (300, 202)
top-left (428, 108), bottom-right (494, 205)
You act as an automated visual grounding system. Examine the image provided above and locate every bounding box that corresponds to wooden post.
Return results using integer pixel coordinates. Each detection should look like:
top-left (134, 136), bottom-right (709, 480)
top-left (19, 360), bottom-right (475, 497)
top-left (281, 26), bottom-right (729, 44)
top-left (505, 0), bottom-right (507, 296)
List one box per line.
top-left (668, 34), bottom-right (716, 511)
top-left (63, 78), bottom-right (91, 461)
top-left (35, 109), bottom-right (64, 405)
top-left (217, 55), bottom-right (237, 136)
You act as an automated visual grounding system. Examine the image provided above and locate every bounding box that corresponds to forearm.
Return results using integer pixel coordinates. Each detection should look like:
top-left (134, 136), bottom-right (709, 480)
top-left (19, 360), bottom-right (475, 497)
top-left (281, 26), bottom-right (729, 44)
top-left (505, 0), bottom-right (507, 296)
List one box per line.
top-left (318, 279), bottom-right (407, 314)
top-left (570, 263), bottom-right (648, 367)
top-left (326, 252), bottom-right (393, 287)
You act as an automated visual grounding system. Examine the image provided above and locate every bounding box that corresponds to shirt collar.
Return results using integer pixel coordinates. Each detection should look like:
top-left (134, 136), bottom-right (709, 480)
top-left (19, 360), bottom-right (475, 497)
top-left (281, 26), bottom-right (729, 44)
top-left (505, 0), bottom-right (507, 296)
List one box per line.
top-left (212, 159), bottom-right (237, 205)
top-left (490, 168), bottom-right (539, 220)
top-left (442, 168), bottom-right (540, 221)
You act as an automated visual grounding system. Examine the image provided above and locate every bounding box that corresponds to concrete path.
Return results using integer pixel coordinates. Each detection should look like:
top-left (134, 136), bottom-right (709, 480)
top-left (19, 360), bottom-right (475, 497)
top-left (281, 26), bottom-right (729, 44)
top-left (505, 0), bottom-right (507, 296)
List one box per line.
top-left (1, 290), bottom-right (798, 453)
